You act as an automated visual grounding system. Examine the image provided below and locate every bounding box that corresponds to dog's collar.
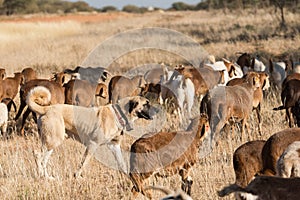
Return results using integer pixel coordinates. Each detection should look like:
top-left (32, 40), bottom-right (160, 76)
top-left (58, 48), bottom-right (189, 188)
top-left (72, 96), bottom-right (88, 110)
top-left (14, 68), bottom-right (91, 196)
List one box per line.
top-left (111, 104), bottom-right (133, 131)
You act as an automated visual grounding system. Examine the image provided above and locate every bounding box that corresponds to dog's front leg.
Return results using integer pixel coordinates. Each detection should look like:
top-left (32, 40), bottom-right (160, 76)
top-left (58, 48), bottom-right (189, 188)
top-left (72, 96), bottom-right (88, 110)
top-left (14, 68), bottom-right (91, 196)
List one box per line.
top-left (108, 142), bottom-right (127, 174)
top-left (74, 147), bottom-right (93, 178)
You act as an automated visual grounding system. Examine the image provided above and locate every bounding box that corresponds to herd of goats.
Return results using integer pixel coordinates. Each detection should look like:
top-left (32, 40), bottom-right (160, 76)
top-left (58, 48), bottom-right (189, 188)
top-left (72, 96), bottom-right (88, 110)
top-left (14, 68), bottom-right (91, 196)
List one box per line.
top-left (0, 52), bottom-right (300, 199)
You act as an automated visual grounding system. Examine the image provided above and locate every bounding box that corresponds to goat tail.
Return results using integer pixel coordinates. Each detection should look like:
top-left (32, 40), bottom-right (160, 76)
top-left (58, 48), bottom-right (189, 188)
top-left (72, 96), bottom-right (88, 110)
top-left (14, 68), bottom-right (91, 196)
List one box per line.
top-left (273, 105), bottom-right (285, 111)
top-left (200, 93), bottom-right (209, 115)
top-left (26, 86), bottom-right (51, 115)
top-left (218, 184), bottom-right (245, 197)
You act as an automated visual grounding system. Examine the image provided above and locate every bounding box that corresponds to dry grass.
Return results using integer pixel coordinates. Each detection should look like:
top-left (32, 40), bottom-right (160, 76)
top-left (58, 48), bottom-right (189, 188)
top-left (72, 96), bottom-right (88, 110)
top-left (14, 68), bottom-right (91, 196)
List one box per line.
top-left (0, 9), bottom-right (299, 199)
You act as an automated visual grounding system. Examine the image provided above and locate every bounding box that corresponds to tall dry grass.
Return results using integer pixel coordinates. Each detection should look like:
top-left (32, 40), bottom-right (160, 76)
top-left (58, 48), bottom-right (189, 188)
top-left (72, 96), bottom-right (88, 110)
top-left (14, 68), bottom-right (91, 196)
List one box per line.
top-left (0, 9), bottom-right (299, 199)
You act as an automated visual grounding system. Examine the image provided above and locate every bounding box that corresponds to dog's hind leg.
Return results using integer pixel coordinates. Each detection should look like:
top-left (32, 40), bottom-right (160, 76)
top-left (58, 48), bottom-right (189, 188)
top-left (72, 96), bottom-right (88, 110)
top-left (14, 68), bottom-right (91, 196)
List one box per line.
top-left (35, 148), bottom-right (54, 179)
top-left (74, 147), bottom-right (94, 178)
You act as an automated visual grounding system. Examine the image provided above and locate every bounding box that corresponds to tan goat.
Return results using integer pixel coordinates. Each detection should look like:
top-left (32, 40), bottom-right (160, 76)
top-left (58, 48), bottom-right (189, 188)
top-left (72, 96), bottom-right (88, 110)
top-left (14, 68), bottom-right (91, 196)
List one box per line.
top-left (129, 114), bottom-right (209, 199)
top-left (200, 72), bottom-right (261, 147)
top-left (227, 72), bottom-right (270, 134)
top-left (260, 128), bottom-right (300, 176)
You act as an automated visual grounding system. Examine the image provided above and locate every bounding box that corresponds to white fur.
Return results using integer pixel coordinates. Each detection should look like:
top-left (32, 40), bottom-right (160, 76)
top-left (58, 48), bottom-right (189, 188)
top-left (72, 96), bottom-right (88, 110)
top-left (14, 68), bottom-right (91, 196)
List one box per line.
top-left (0, 103), bottom-right (8, 135)
top-left (160, 69), bottom-right (195, 122)
top-left (277, 141), bottom-right (300, 178)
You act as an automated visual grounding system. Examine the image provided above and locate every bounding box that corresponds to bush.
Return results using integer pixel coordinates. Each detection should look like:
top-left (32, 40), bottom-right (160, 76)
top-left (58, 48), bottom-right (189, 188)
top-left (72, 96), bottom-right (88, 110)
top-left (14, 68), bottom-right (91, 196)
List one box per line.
top-left (122, 4), bottom-right (145, 13)
top-left (100, 6), bottom-right (117, 12)
top-left (171, 2), bottom-right (195, 11)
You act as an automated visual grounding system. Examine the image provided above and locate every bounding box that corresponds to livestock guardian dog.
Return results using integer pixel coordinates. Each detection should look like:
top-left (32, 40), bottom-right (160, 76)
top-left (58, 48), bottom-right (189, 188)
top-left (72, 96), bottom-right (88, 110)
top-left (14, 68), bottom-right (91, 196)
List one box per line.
top-left (26, 86), bottom-right (154, 179)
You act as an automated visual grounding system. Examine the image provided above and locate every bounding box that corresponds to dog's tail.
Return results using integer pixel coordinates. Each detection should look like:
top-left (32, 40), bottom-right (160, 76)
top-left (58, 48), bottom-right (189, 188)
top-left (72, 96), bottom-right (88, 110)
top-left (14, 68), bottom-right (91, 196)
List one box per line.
top-left (26, 86), bottom-right (51, 115)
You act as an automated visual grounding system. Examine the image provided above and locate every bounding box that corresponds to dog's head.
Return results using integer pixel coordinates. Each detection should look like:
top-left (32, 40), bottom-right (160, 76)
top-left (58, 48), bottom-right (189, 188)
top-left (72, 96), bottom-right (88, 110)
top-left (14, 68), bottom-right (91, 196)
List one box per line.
top-left (126, 96), bottom-right (154, 120)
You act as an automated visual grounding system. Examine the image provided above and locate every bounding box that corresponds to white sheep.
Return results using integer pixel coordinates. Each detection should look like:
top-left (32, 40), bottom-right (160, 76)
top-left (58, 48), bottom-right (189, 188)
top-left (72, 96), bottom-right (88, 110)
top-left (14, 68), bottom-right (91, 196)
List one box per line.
top-left (276, 140), bottom-right (300, 178)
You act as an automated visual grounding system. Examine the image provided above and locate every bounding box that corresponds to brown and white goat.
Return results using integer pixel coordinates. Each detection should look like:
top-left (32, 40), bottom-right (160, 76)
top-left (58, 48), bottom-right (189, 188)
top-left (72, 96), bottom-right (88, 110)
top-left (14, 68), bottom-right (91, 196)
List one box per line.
top-left (129, 114), bottom-right (209, 199)
top-left (218, 175), bottom-right (300, 200)
top-left (108, 75), bottom-right (145, 104)
top-left (15, 79), bottom-right (65, 135)
top-left (227, 72), bottom-right (270, 134)
top-left (260, 128), bottom-right (300, 176)
top-left (175, 65), bottom-right (225, 98)
top-left (276, 140), bottom-right (300, 178)
top-left (200, 72), bottom-right (260, 145)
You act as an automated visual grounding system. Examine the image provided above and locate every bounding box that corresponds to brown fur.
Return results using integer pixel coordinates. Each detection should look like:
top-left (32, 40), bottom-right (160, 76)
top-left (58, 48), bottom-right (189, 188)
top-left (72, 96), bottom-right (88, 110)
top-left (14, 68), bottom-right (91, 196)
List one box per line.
top-left (218, 176), bottom-right (300, 200)
top-left (0, 72), bottom-right (24, 112)
top-left (108, 75), bottom-right (146, 104)
top-left (21, 67), bottom-right (37, 83)
top-left (233, 140), bottom-right (266, 187)
top-left (227, 72), bottom-right (269, 134)
top-left (63, 79), bottom-right (96, 107)
top-left (260, 128), bottom-right (300, 176)
top-left (0, 68), bottom-right (6, 80)
top-left (129, 115), bottom-right (209, 199)
top-left (200, 72), bottom-right (260, 143)
top-left (273, 79), bottom-right (300, 127)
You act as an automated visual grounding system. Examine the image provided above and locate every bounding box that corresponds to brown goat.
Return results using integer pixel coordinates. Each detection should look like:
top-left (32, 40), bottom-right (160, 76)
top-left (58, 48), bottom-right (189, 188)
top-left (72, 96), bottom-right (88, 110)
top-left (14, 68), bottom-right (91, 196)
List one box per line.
top-left (260, 128), bottom-right (300, 176)
top-left (108, 75), bottom-right (145, 104)
top-left (227, 72), bottom-right (270, 134)
top-left (273, 79), bottom-right (300, 127)
top-left (21, 67), bottom-right (37, 83)
top-left (129, 114), bottom-right (209, 199)
top-left (200, 72), bottom-right (260, 145)
top-left (1, 72), bottom-right (24, 112)
top-left (15, 79), bottom-right (65, 135)
top-left (95, 82), bottom-right (108, 105)
top-left (224, 140), bottom-right (266, 199)
top-left (63, 79), bottom-right (96, 107)
top-left (218, 175), bottom-right (300, 200)
top-left (233, 140), bottom-right (266, 187)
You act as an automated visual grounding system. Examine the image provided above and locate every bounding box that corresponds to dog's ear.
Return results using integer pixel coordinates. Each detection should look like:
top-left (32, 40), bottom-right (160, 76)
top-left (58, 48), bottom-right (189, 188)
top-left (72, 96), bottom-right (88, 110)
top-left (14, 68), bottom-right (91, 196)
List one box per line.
top-left (129, 100), bottom-right (139, 113)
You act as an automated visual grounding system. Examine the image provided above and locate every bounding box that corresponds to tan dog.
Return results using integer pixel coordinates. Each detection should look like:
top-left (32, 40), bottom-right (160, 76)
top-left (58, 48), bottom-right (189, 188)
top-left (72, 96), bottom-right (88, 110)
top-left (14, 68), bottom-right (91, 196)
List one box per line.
top-left (27, 86), bottom-right (153, 179)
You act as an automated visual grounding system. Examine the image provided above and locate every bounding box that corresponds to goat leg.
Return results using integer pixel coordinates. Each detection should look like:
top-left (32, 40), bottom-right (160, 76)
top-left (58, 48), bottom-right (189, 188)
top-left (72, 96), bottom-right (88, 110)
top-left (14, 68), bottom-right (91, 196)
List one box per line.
top-left (255, 104), bottom-right (262, 135)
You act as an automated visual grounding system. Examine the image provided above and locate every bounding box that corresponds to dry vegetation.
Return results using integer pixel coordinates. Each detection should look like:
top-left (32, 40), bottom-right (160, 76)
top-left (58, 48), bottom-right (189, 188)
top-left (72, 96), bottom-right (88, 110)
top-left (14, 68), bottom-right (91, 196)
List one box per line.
top-left (0, 9), bottom-right (299, 199)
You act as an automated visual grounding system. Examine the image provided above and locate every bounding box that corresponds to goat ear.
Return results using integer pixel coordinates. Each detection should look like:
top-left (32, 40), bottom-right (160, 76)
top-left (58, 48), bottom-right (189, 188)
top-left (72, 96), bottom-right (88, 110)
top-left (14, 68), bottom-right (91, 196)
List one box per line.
top-left (129, 100), bottom-right (139, 113)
